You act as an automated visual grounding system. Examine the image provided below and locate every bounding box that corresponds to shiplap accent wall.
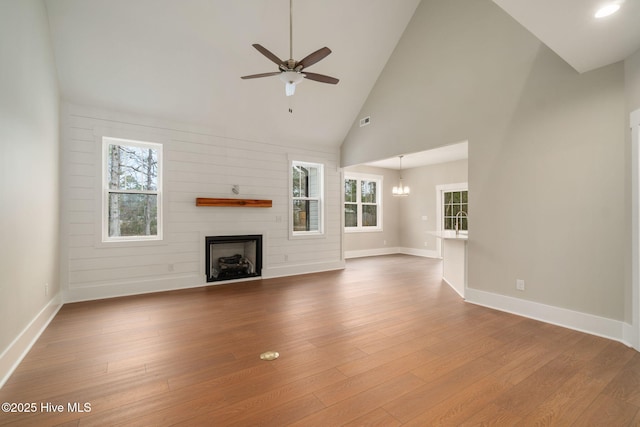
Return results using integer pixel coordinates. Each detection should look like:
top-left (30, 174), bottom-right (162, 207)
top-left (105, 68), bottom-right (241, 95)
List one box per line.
top-left (60, 104), bottom-right (344, 302)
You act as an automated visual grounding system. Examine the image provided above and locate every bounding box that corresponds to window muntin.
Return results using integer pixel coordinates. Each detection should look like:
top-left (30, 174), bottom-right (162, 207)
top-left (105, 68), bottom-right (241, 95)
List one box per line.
top-left (292, 161), bottom-right (323, 235)
top-left (103, 137), bottom-right (162, 242)
top-left (443, 190), bottom-right (468, 232)
top-left (344, 174), bottom-right (382, 231)
top-left (345, 178), bottom-right (358, 227)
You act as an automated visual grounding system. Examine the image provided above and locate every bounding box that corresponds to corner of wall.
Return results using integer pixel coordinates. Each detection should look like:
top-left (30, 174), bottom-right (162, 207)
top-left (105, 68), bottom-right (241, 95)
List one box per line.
top-left (0, 294), bottom-right (63, 388)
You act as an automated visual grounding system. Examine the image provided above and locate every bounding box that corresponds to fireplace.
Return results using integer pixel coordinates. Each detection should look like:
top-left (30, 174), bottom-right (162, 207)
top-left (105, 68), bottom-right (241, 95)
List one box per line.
top-left (205, 235), bottom-right (262, 282)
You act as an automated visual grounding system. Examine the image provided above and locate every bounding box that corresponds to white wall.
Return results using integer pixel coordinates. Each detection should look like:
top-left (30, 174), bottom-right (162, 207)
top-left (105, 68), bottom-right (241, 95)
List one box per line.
top-left (0, 0), bottom-right (61, 385)
top-left (341, 0), bottom-right (627, 324)
top-left (626, 48), bottom-right (640, 113)
top-left (400, 160), bottom-right (468, 254)
top-left (625, 48), bottom-right (640, 335)
top-left (60, 103), bottom-right (343, 302)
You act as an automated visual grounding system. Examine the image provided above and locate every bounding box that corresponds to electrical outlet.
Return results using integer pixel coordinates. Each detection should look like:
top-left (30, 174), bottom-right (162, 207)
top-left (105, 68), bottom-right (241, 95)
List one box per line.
top-left (44, 283), bottom-right (49, 296)
top-left (383, 240), bottom-right (387, 246)
top-left (516, 279), bottom-right (525, 291)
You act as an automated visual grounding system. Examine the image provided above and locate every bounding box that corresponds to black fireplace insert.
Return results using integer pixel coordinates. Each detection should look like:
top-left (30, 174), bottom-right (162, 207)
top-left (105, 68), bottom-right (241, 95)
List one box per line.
top-left (205, 235), bottom-right (262, 282)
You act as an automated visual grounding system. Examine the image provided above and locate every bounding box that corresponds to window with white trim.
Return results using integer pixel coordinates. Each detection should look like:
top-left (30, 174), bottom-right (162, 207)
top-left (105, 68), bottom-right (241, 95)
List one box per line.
top-left (102, 137), bottom-right (163, 242)
top-left (291, 160), bottom-right (324, 235)
top-left (443, 189), bottom-right (468, 233)
top-left (344, 173), bottom-right (382, 231)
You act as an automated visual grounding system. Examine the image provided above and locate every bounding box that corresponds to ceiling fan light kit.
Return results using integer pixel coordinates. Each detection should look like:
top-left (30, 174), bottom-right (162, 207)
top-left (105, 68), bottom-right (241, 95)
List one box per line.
top-left (241, 0), bottom-right (339, 98)
top-left (279, 71), bottom-right (305, 96)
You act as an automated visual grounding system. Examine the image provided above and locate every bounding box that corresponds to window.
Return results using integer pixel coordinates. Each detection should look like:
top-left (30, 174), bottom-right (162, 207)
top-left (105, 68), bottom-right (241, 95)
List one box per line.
top-left (291, 160), bottom-right (323, 235)
top-left (344, 174), bottom-right (382, 231)
top-left (102, 137), bottom-right (162, 242)
top-left (443, 189), bottom-right (468, 232)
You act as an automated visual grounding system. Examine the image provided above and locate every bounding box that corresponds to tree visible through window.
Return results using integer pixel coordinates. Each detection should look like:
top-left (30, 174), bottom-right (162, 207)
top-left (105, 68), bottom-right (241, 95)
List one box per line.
top-left (443, 190), bottom-right (468, 232)
top-left (344, 174), bottom-right (382, 231)
top-left (103, 137), bottom-right (162, 241)
top-left (292, 161), bottom-right (323, 234)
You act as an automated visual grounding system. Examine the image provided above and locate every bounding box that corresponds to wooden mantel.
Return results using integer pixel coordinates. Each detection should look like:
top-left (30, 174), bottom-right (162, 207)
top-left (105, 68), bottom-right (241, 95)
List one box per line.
top-left (195, 198), bottom-right (272, 208)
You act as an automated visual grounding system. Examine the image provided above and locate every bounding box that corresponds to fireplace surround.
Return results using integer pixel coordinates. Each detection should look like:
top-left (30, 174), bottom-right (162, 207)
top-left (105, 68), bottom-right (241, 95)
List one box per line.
top-left (205, 234), bottom-right (263, 282)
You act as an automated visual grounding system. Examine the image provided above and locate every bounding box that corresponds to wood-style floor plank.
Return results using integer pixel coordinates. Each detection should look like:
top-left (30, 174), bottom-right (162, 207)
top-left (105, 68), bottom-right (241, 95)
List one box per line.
top-left (0, 255), bottom-right (639, 426)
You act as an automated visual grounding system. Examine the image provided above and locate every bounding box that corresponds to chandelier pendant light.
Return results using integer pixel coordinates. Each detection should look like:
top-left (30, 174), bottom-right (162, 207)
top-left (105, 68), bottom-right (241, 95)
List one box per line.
top-left (392, 155), bottom-right (410, 196)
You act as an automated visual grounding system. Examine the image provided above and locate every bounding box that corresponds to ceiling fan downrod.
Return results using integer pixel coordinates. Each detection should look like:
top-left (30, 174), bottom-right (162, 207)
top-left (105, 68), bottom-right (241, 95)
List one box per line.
top-left (289, 0), bottom-right (293, 61)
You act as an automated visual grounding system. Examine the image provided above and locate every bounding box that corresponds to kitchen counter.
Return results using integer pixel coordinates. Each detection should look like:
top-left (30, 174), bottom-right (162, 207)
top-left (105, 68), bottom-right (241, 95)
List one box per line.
top-left (431, 230), bottom-right (468, 240)
top-left (432, 231), bottom-right (467, 297)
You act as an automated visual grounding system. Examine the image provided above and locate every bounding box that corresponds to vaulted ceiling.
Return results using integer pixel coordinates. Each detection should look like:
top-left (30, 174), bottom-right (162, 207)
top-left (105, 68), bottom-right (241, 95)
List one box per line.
top-left (44, 0), bottom-right (640, 152)
top-left (44, 0), bottom-right (420, 149)
top-left (494, 0), bottom-right (640, 73)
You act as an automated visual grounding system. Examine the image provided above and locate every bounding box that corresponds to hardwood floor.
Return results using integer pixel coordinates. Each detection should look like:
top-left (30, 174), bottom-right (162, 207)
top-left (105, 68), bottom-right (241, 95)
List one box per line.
top-left (1, 254), bottom-right (639, 426)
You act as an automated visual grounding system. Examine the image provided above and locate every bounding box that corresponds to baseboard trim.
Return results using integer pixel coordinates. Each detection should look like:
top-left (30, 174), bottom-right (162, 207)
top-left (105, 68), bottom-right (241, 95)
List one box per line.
top-left (345, 247), bottom-right (440, 259)
top-left (443, 277), bottom-right (464, 298)
top-left (0, 294), bottom-right (63, 389)
top-left (64, 260), bottom-right (348, 302)
top-left (465, 287), bottom-right (632, 347)
top-left (398, 247), bottom-right (440, 259)
top-left (64, 274), bottom-right (204, 303)
top-left (623, 322), bottom-right (636, 349)
top-left (262, 260), bottom-right (346, 279)
top-left (345, 247), bottom-right (401, 259)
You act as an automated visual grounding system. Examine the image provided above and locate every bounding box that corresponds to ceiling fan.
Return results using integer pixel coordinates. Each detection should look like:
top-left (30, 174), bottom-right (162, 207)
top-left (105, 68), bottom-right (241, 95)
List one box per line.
top-left (241, 0), bottom-right (339, 97)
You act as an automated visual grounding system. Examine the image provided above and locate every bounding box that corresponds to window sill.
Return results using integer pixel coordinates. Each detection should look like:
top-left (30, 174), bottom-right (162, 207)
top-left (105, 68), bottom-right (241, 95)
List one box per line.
top-left (290, 231), bottom-right (325, 240)
top-left (96, 237), bottom-right (167, 248)
top-left (344, 228), bottom-right (383, 233)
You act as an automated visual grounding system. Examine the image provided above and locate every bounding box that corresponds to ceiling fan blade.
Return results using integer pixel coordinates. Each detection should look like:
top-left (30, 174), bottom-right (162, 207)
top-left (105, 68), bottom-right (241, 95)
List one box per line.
top-left (298, 47), bottom-right (332, 69)
top-left (241, 72), bottom-right (281, 79)
top-left (252, 44), bottom-right (285, 67)
top-left (303, 72), bottom-right (339, 85)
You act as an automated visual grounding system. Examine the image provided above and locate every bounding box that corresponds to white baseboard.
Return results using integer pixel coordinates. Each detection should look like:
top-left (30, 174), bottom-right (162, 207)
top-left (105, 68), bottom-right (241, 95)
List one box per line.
top-left (465, 287), bottom-right (632, 347)
top-left (0, 294), bottom-right (63, 389)
top-left (443, 277), bottom-right (464, 298)
top-left (64, 274), bottom-right (203, 303)
top-left (64, 260), bottom-right (348, 303)
top-left (398, 247), bottom-right (440, 259)
top-left (623, 322), bottom-right (637, 349)
top-left (345, 247), bottom-right (440, 259)
top-left (345, 247), bottom-right (401, 259)
top-left (262, 260), bottom-right (346, 279)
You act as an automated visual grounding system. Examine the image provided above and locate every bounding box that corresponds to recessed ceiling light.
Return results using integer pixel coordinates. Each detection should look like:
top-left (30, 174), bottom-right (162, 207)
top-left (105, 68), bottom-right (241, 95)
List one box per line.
top-left (595, 3), bottom-right (621, 18)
